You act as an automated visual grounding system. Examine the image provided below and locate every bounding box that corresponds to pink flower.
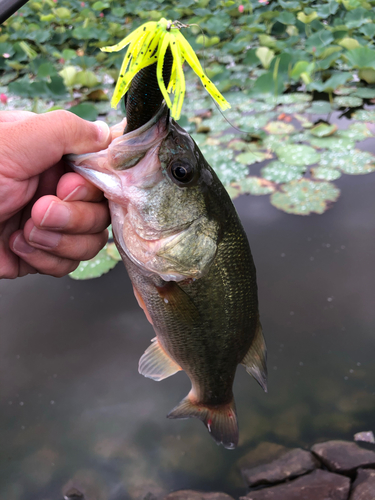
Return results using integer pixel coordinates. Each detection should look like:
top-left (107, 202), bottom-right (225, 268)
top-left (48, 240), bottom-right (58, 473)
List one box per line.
top-left (2, 53), bottom-right (10, 58)
top-left (312, 47), bottom-right (316, 53)
top-left (99, 12), bottom-right (104, 17)
top-left (59, 58), bottom-right (65, 64)
top-left (259, 0), bottom-right (269, 3)
top-left (81, 1), bottom-right (85, 5)
top-left (0, 94), bottom-right (8, 104)
top-left (238, 5), bottom-right (244, 12)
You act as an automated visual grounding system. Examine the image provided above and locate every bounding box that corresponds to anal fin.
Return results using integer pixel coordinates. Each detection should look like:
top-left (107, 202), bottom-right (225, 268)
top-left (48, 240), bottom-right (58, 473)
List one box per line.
top-left (241, 317), bottom-right (268, 392)
top-left (139, 338), bottom-right (182, 381)
top-left (167, 392), bottom-right (238, 450)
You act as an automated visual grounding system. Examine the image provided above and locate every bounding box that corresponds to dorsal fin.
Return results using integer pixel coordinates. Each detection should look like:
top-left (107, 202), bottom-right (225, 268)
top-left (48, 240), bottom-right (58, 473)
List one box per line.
top-left (139, 337), bottom-right (182, 381)
top-left (241, 318), bottom-right (268, 392)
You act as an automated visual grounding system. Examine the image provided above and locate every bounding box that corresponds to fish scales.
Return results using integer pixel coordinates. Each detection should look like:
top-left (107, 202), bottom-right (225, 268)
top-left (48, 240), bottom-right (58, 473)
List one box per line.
top-left (67, 105), bottom-right (267, 449)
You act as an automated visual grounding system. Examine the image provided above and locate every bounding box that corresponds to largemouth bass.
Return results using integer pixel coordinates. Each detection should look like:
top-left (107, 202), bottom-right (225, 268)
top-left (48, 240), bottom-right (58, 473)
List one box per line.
top-left (67, 104), bottom-right (267, 449)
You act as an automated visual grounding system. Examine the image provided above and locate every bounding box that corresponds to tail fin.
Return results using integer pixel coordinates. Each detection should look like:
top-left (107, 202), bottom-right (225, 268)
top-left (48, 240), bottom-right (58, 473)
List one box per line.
top-left (167, 394), bottom-right (238, 449)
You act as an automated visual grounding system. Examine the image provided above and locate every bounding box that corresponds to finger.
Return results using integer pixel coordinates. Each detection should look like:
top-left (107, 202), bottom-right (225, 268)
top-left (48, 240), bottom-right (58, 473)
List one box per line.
top-left (56, 172), bottom-right (105, 202)
top-left (1, 110), bottom-right (112, 179)
top-left (23, 219), bottom-right (109, 261)
top-left (10, 231), bottom-right (79, 278)
top-left (0, 110), bottom-right (35, 123)
top-left (31, 196), bottom-right (110, 234)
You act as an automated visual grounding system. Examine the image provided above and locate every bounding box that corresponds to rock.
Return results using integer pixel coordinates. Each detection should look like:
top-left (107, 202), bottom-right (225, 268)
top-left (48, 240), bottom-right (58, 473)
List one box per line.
top-left (354, 431), bottom-right (375, 444)
top-left (240, 469), bottom-right (350, 500)
top-left (64, 488), bottom-right (84, 500)
top-left (241, 448), bottom-right (320, 487)
top-left (164, 491), bottom-right (234, 500)
top-left (237, 442), bottom-right (290, 470)
top-left (349, 468), bottom-right (375, 500)
top-left (311, 440), bottom-right (375, 474)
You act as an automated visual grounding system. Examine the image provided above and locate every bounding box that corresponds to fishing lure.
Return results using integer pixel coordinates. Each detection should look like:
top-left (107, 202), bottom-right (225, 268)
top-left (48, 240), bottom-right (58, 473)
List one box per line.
top-left (101, 17), bottom-right (230, 120)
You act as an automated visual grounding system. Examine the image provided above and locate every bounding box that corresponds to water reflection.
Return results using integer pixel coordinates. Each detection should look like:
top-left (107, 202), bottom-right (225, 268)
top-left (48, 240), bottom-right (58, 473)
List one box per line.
top-left (1, 166), bottom-right (375, 500)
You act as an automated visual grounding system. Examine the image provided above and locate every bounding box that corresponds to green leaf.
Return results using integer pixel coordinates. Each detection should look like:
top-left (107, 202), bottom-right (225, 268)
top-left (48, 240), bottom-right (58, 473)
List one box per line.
top-left (311, 167), bottom-right (342, 181)
top-left (333, 95), bottom-right (363, 107)
top-left (92, 1), bottom-right (110, 10)
top-left (338, 122), bottom-right (372, 140)
top-left (276, 12), bottom-right (296, 25)
top-left (276, 144), bottom-right (321, 166)
top-left (310, 123), bottom-right (338, 137)
top-left (306, 100), bottom-right (333, 114)
top-left (310, 136), bottom-right (355, 151)
top-left (345, 47), bottom-right (375, 69)
top-left (37, 62), bottom-right (57, 78)
top-left (54, 7), bottom-right (71, 19)
top-left (276, 93), bottom-right (312, 104)
top-left (358, 69), bottom-right (375, 84)
top-left (261, 161), bottom-right (305, 183)
top-left (270, 179), bottom-right (340, 215)
top-left (232, 176), bottom-right (276, 196)
top-left (255, 47), bottom-right (275, 69)
top-left (68, 103), bottom-right (98, 121)
top-left (297, 11), bottom-right (318, 23)
top-left (319, 149), bottom-right (375, 174)
top-left (264, 121), bottom-right (296, 134)
top-left (69, 247), bottom-right (119, 280)
top-left (338, 37), bottom-right (361, 50)
top-left (352, 109), bottom-right (375, 122)
top-left (353, 87), bottom-right (375, 98)
top-left (236, 151), bottom-right (269, 165)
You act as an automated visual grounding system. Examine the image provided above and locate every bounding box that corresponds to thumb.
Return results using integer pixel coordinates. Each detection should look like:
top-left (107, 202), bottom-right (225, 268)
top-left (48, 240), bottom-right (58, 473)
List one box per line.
top-left (1, 110), bottom-right (111, 179)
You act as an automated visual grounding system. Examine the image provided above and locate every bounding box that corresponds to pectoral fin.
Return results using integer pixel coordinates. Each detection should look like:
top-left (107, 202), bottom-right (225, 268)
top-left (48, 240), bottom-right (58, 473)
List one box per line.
top-left (241, 318), bottom-right (268, 392)
top-left (139, 338), bottom-right (182, 381)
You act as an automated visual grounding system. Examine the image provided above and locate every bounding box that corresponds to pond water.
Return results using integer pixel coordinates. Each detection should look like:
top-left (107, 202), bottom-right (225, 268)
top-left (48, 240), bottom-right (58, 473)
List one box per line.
top-left (1, 146), bottom-right (375, 500)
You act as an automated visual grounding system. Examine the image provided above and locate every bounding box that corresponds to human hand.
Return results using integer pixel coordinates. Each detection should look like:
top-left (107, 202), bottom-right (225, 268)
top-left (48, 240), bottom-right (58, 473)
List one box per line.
top-left (0, 110), bottom-right (113, 279)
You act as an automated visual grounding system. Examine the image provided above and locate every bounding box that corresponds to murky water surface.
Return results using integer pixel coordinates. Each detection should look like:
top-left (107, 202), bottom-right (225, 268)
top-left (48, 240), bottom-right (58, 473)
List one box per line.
top-left (1, 148), bottom-right (375, 500)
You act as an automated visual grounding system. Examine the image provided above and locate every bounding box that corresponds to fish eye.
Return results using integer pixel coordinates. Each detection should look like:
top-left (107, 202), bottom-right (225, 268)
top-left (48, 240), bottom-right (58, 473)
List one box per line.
top-left (169, 161), bottom-right (195, 184)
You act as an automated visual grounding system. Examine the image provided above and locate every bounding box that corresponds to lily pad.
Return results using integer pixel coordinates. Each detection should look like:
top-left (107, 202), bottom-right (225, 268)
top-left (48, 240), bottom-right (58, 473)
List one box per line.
top-left (276, 93), bottom-right (312, 104)
top-left (270, 179), bottom-right (340, 215)
top-left (310, 123), bottom-right (338, 137)
top-left (277, 103), bottom-right (310, 114)
top-left (333, 96), bottom-right (363, 108)
top-left (310, 136), bottom-right (355, 150)
top-left (261, 161), bottom-right (305, 183)
top-left (334, 86), bottom-right (357, 95)
top-left (311, 167), bottom-right (342, 181)
top-left (69, 246), bottom-right (119, 280)
top-left (306, 101), bottom-right (333, 115)
top-left (319, 149), bottom-right (375, 174)
top-left (232, 176), bottom-right (276, 196)
top-left (276, 144), bottom-right (321, 166)
top-left (202, 146), bottom-right (248, 184)
top-left (294, 114), bottom-right (314, 128)
top-left (352, 110), bottom-right (375, 122)
top-left (264, 121), bottom-right (296, 134)
top-left (353, 87), bottom-right (375, 99)
top-left (236, 150), bottom-right (271, 165)
top-left (338, 122), bottom-right (372, 141)
top-left (263, 134), bottom-right (291, 152)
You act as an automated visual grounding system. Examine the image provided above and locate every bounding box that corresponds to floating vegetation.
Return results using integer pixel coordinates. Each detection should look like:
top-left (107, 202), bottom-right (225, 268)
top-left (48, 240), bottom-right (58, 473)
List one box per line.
top-left (270, 179), bottom-right (341, 216)
top-left (70, 244), bottom-right (120, 280)
top-left (275, 144), bottom-right (321, 167)
top-left (311, 167), bottom-right (342, 181)
top-left (261, 161), bottom-right (305, 184)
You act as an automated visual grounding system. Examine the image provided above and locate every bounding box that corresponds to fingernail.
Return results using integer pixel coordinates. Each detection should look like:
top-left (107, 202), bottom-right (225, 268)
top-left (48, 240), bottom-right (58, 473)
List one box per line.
top-left (29, 227), bottom-right (62, 248)
top-left (40, 201), bottom-right (70, 229)
top-left (63, 185), bottom-right (88, 202)
top-left (94, 120), bottom-right (110, 143)
top-left (13, 233), bottom-right (35, 254)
